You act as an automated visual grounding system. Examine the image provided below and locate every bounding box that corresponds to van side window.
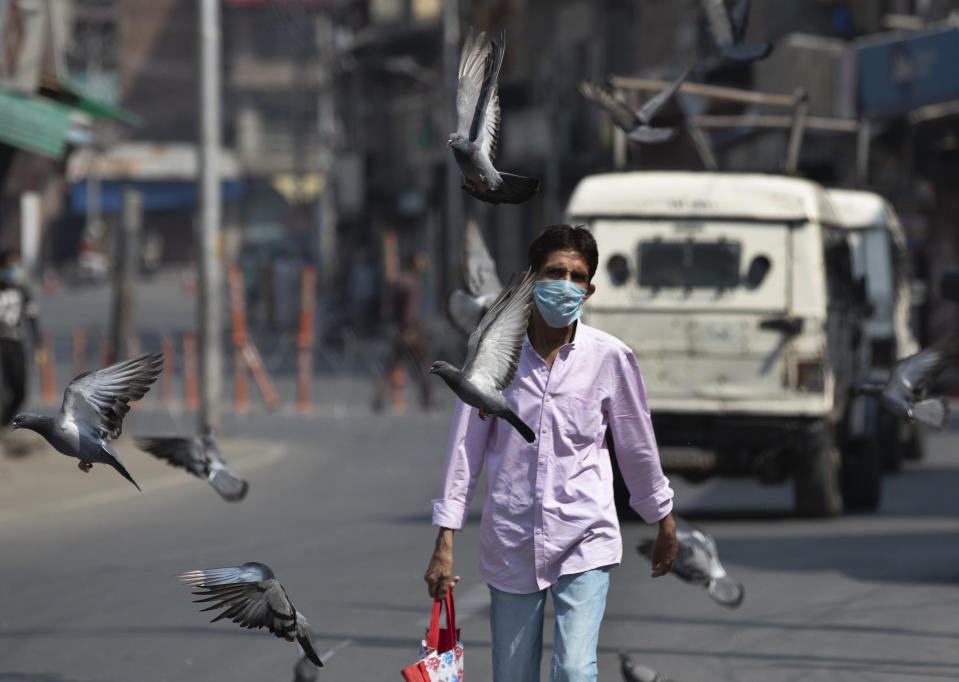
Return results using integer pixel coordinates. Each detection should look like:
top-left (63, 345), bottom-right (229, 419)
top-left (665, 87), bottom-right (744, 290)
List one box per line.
top-left (824, 239), bottom-right (855, 305)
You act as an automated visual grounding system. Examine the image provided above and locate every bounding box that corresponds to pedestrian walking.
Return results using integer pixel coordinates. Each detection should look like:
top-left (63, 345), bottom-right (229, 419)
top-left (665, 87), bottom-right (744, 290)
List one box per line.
top-left (424, 225), bottom-right (677, 682)
top-left (373, 251), bottom-right (433, 413)
top-left (0, 250), bottom-right (42, 425)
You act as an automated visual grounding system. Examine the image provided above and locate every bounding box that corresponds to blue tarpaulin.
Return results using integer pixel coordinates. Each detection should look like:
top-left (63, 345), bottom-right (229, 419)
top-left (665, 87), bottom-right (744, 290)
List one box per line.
top-left (70, 179), bottom-right (246, 215)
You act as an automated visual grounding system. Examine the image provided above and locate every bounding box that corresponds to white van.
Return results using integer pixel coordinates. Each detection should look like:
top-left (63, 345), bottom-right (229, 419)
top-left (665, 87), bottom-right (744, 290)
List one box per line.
top-left (567, 171), bottom-right (872, 517)
top-left (827, 188), bottom-right (922, 469)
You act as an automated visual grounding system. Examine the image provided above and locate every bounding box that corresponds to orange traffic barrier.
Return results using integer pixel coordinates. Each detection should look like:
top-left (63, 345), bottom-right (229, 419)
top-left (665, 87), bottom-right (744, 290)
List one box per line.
top-left (183, 332), bottom-right (199, 411)
top-left (391, 364), bottom-right (407, 415)
top-left (228, 266), bottom-right (249, 413)
top-left (241, 341), bottom-right (280, 411)
top-left (161, 335), bottom-right (175, 408)
top-left (41, 335), bottom-right (56, 406)
top-left (296, 266), bottom-right (317, 414)
top-left (72, 329), bottom-right (86, 378)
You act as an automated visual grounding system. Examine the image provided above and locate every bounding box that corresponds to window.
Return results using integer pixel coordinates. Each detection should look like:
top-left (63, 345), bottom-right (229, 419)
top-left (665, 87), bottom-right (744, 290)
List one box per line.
top-left (638, 241), bottom-right (741, 289)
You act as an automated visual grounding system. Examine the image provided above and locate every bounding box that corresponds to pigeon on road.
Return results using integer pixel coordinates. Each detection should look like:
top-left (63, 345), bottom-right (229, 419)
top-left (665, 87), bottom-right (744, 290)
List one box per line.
top-left (179, 562), bottom-right (323, 667)
top-left (619, 653), bottom-right (676, 682)
top-left (431, 269), bottom-right (536, 442)
top-left (701, 0), bottom-right (772, 64)
top-left (856, 338), bottom-right (957, 429)
top-left (638, 517), bottom-right (744, 608)
top-left (449, 29), bottom-right (540, 204)
top-left (579, 66), bottom-right (691, 144)
top-left (448, 219), bottom-right (503, 335)
top-left (135, 427), bottom-right (249, 502)
top-left (11, 352), bottom-right (163, 490)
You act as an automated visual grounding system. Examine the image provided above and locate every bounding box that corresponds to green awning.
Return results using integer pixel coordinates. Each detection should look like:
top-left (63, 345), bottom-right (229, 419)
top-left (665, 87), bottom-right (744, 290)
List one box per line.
top-left (0, 89), bottom-right (73, 158)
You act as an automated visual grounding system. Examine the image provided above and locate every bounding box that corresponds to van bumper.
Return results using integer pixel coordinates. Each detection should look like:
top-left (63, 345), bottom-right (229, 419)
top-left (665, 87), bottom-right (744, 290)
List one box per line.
top-left (651, 412), bottom-right (828, 452)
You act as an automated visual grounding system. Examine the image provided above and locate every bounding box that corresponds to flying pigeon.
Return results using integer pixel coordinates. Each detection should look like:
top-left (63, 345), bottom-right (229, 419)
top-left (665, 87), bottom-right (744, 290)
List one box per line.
top-left (856, 338), bottom-right (957, 430)
top-left (578, 66), bottom-right (691, 144)
top-left (11, 352), bottom-right (163, 490)
top-left (701, 0), bottom-right (773, 63)
top-left (430, 269), bottom-right (536, 442)
top-left (620, 653), bottom-right (676, 682)
top-left (449, 29), bottom-right (540, 204)
top-left (179, 562), bottom-right (323, 667)
top-left (637, 517), bottom-right (744, 608)
top-left (448, 219), bottom-right (503, 335)
top-left (135, 427), bottom-right (249, 502)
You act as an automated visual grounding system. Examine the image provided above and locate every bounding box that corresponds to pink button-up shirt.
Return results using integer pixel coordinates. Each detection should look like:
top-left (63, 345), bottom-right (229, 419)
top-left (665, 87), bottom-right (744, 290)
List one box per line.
top-left (431, 322), bottom-right (674, 594)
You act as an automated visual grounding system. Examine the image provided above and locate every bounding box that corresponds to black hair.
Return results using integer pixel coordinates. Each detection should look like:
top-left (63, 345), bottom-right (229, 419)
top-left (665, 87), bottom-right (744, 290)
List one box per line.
top-left (527, 224), bottom-right (598, 281)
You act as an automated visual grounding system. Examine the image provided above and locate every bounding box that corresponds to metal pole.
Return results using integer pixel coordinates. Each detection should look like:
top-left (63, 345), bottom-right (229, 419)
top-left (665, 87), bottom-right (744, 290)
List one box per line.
top-left (856, 117), bottom-right (871, 187)
top-left (784, 87), bottom-right (809, 175)
top-left (442, 0), bottom-right (462, 298)
top-left (317, 11), bottom-right (338, 288)
top-left (110, 189), bottom-right (141, 361)
top-left (197, 0), bottom-right (222, 431)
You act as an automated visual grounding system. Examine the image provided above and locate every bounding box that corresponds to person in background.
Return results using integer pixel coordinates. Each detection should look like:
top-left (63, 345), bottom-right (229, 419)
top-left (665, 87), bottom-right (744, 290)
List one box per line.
top-left (0, 250), bottom-right (42, 425)
top-left (373, 251), bottom-right (433, 413)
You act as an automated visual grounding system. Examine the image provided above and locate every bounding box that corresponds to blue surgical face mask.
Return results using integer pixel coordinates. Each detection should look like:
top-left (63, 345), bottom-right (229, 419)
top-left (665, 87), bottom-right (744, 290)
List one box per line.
top-left (534, 279), bottom-right (587, 328)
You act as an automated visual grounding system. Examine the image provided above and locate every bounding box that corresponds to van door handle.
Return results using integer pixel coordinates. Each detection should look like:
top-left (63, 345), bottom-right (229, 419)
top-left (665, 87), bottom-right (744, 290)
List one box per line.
top-left (759, 316), bottom-right (803, 335)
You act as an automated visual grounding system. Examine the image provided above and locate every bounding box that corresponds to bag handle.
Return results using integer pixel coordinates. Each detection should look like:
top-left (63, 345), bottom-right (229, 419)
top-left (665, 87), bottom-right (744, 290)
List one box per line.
top-left (426, 588), bottom-right (456, 649)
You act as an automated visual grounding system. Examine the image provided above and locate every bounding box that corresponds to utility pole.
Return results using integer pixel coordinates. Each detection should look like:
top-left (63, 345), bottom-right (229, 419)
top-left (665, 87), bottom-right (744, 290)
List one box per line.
top-left (316, 10), bottom-right (338, 288)
top-left (109, 189), bottom-right (141, 361)
top-left (197, 0), bottom-right (222, 431)
top-left (442, 0), bottom-right (461, 296)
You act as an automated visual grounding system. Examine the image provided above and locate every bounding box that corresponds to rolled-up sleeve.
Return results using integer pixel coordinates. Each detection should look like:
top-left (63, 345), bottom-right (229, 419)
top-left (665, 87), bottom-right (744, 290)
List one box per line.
top-left (605, 347), bottom-right (674, 523)
top-left (431, 399), bottom-right (491, 530)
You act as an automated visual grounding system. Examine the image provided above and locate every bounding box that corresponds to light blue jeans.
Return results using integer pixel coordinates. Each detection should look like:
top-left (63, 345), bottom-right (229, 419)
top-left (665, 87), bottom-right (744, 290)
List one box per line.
top-left (489, 567), bottom-right (610, 682)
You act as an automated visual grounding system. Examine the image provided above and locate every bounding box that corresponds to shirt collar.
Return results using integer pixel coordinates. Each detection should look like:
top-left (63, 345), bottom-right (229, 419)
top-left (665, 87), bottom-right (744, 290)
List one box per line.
top-left (523, 321), bottom-right (581, 352)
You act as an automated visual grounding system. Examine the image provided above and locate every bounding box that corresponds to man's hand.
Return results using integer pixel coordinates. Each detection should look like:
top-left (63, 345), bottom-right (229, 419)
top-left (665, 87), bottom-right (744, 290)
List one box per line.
top-left (650, 513), bottom-right (678, 578)
top-left (424, 528), bottom-right (460, 598)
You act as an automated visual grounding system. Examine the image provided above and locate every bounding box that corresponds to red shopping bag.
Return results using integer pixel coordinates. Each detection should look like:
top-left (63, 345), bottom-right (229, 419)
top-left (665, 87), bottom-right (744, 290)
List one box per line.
top-left (401, 589), bottom-right (464, 681)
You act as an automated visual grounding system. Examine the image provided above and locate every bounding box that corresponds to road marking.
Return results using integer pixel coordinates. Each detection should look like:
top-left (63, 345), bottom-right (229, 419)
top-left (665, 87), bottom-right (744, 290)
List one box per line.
top-left (319, 637), bottom-right (354, 661)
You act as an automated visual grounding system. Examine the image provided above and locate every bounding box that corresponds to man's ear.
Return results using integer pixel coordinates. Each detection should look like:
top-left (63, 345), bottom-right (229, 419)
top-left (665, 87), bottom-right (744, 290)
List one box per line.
top-left (584, 282), bottom-right (596, 302)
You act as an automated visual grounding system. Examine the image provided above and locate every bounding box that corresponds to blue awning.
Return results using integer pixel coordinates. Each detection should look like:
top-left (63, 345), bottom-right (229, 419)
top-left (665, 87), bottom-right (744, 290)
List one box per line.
top-left (70, 179), bottom-right (246, 214)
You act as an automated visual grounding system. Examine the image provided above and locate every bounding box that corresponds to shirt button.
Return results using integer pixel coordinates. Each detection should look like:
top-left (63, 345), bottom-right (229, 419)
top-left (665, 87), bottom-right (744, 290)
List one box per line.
top-left (536, 493), bottom-right (541, 499)
top-left (545, 396), bottom-right (551, 403)
top-left (541, 427), bottom-right (547, 434)
top-left (539, 459), bottom-right (545, 465)
top-left (535, 528), bottom-right (541, 534)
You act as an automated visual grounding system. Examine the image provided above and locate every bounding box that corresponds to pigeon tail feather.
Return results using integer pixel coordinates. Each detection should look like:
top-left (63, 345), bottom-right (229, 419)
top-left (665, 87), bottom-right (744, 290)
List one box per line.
top-left (210, 468), bottom-right (249, 502)
top-left (913, 397), bottom-right (950, 429)
top-left (297, 633), bottom-right (324, 666)
top-left (707, 575), bottom-right (745, 608)
top-left (503, 408), bottom-right (535, 443)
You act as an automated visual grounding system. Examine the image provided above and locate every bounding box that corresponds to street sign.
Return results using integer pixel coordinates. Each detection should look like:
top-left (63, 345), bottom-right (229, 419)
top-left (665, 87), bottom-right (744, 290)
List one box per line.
top-left (858, 26), bottom-right (959, 118)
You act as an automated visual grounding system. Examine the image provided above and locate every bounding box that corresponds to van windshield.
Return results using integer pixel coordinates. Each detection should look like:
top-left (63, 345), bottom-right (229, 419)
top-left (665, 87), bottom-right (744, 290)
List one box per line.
top-left (638, 241), bottom-right (741, 288)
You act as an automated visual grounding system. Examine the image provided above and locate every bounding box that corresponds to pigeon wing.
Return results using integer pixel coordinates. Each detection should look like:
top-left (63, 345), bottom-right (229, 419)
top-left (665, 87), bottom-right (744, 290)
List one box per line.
top-left (636, 65), bottom-right (690, 125)
top-left (578, 80), bottom-right (639, 132)
top-left (59, 352), bottom-right (163, 440)
top-left (463, 269), bottom-right (535, 393)
top-left (462, 218), bottom-right (502, 297)
top-left (729, 0), bottom-right (752, 43)
top-left (180, 563), bottom-right (302, 642)
top-left (893, 338), bottom-right (956, 395)
top-left (701, 0), bottom-right (734, 47)
top-left (456, 29), bottom-right (501, 162)
top-left (135, 436), bottom-right (207, 477)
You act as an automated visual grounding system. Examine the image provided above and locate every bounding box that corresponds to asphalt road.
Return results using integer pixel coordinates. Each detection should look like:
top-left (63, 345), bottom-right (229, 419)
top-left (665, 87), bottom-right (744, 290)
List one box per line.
top-left (2, 394), bottom-right (959, 682)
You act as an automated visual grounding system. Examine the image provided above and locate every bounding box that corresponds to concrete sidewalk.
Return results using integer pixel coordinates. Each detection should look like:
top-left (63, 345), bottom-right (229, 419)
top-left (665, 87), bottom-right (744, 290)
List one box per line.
top-left (0, 429), bottom-right (289, 523)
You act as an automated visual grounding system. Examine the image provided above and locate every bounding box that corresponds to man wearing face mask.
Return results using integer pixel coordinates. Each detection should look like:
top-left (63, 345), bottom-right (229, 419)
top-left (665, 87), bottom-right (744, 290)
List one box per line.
top-left (0, 250), bottom-right (42, 426)
top-left (425, 225), bottom-right (676, 682)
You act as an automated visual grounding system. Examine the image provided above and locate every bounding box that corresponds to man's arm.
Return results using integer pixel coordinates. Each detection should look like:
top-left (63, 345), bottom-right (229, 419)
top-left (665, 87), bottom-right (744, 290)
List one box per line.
top-left (424, 527), bottom-right (460, 598)
top-left (606, 346), bottom-right (677, 574)
top-left (425, 399), bottom-right (491, 597)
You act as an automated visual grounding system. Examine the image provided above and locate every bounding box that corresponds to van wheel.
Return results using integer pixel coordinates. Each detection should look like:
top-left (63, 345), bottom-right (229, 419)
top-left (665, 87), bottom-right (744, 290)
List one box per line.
top-left (902, 423), bottom-right (925, 461)
top-left (794, 445), bottom-right (842, 518)
top-left (840, 437), bottom-right (882, 511)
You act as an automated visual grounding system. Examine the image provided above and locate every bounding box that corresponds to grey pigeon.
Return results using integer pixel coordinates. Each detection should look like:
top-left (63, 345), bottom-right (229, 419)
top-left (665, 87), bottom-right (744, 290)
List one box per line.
top-left (431, 269), bottom-right (536, 442)
top-left (579, 66), bottom-right (691, 144)
top-left (638, 517), bottom-right (744, 608)
top-left (448, 219), bottom-right (503, 335)
top-left (701, 0), bottom-right (772, 63)
top-left (134, 427), bottom-right (249, 502)
top-left (449, 29), bottom-right (540, 204)
top-left (11, 352), bottom-right (163, 490)
top-left (620, 653), bottom-right (676, 682)
top-left (179, 562), bottom-right (323, 667)
top-left (857, 338), bottom-right (957, 429)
